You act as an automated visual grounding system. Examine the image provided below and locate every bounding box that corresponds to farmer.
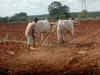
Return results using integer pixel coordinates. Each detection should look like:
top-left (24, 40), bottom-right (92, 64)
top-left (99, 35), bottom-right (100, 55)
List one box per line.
top-left (25, 17), bottom-right (39, 50)
top-left (72, 16), bottom-right (75, 20)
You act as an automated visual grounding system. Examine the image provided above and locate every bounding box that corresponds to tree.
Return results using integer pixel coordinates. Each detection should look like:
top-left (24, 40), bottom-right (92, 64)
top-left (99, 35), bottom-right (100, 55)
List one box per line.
top-left (48, 1), bottom-right (70, 19)
top-left (0, 17), bottom-right (9, 22)
top-left (14, 12), bottom-right (27, 17)
top-left (10, 12), bottom-right (28, 22)
top-left (79, 9), bottom-right (88, 20)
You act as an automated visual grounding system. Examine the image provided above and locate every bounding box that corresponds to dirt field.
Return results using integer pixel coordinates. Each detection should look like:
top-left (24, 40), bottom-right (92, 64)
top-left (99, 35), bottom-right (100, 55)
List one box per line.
top-left (0, 21), bottom-right (100, 75)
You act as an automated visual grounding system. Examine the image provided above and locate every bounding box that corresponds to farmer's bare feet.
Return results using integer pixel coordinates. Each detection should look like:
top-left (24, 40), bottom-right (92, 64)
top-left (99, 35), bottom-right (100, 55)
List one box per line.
top-left (29, 46), bottom-right (37, 50)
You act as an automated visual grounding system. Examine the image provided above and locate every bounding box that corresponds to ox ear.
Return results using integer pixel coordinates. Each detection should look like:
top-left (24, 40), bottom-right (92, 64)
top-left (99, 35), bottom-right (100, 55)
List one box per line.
top-left (50, 22), bottom-right (54, 27)
top-left (50, 24), bottom-right (54, 26)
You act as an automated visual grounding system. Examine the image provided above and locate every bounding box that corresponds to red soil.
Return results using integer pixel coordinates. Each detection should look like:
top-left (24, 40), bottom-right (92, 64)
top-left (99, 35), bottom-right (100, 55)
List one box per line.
top-left (0, 21), bottom-right (100, 75)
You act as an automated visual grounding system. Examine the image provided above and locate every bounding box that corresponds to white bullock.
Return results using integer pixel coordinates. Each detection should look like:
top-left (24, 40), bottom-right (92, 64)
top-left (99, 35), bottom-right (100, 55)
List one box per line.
top-left (35, 20), bottom-right (51, 33)
top-left (34, 20), bottom-right (53, 46)
top-left (25, 19), bottom-right (53, 47)
top-left (57, 20), bottom-right (74, 43)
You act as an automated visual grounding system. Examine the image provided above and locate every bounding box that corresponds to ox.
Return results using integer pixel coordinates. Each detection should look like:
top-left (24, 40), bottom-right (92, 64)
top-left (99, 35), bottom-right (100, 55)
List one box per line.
top-left (57, 19), bottom-right (74, 43)
top-left (25, 19), bottom-right (53, 48)
top-left (35, 20), bottom-right (53, 45)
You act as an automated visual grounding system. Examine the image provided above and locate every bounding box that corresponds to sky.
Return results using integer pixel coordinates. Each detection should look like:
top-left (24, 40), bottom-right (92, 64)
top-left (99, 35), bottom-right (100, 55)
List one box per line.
top-left (0, 0), bottom-right (100, 17)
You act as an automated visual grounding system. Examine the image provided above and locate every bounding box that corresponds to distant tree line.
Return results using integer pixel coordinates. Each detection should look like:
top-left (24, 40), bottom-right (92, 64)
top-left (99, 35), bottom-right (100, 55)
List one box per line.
top-left (0, 12), bottom-right (28, 22)
top-left (0, 12), bottom-right (49, 23)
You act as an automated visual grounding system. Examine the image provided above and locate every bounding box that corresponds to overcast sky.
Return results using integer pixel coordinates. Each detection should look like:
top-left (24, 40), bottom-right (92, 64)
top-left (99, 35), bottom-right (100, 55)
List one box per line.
top-left (0, 0), bottom-right (100, 17)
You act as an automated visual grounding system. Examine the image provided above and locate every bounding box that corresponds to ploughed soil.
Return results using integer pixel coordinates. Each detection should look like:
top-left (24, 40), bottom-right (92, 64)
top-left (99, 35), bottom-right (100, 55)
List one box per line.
top-left (0, 21), bottom-right (100, 75)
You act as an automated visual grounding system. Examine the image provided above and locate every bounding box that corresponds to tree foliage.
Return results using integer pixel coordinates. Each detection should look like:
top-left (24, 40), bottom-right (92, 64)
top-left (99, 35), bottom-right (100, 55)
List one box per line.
top-left (0, 17), bottom-right (9, 22)
top-left (9, 12), bottom-right (28, 22)
top-left (48, 1), bottom-right (70, 19)
top-left (79, 10), bottom-right (88, 19)
top-left (13, 12), bottom-right (27, 17)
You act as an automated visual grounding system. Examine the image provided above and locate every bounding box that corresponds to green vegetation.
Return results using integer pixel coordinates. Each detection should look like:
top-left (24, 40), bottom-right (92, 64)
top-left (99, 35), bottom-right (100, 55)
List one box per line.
top-left (79, 10), bottom-right (88, 18)
top-left (9, 12), bottom-right (28, 22)
top-left (71, 11), bottom-right (100, 18)
top-left (0, 11), bottom-right (100, 23)
top-left (48, 1), bottom-right (70, 20)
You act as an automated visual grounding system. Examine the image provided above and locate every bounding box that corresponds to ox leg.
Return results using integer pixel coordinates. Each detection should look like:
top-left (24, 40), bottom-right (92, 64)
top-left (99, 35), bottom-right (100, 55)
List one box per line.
top-left (63, 30), bottom-right (68, 43)
top-left (71, 28), bottom-right (74, 40)
top-left (67, 30), bottom-right (74, 41)
top-left (57, 28), bottom-right (64, 44)
top-left (41, 33), bottom-right (44, 41)
top-left (39, 33), bottom-right (44, 46)
top-left (32, 39), bottom-right (36, 47)
top-left (41, 33), bottom-right (50, 46)
top-left (63, 29), bottom-right (74, 42)
top-left (68, 26), bottom-right (74, 40)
